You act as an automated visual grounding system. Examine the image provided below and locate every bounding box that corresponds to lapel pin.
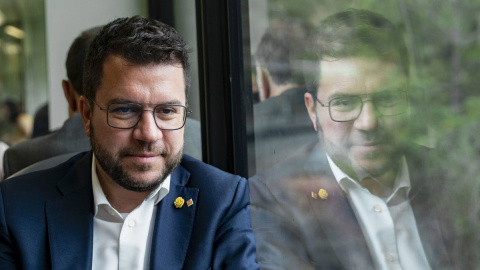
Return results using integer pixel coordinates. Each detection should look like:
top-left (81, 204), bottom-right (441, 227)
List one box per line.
top-left (174, 197), bottom-right (185, 208)
top-left (318, 189), bottom-right (328, 200)
top-left (186, 198), bottom-right (194, 207)
top-left (311, 191), bottom-right (318, 199)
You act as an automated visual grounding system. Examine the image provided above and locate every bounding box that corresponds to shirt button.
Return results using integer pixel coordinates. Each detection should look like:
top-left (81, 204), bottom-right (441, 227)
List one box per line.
top-left (128, 220), bottom-right (136, 227)
top-left (386, 254), bottom-right (394, 262)
top-left (374, 205), bottom-right (382, 213)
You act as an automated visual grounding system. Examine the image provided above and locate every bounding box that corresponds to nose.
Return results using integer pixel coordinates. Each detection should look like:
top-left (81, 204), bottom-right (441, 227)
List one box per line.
top-left (353, 100), bottom-right (379, 131)
top-left (132, 110), bottom-right (163, 142)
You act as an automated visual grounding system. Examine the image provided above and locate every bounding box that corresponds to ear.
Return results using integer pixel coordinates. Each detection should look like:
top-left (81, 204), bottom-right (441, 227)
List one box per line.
top-left (79, 96), bottom-right (92, 137)
top-left (304, 92), bottom-right (318, 131)
top-left (62, 80), bottom-right (78, 116)
top-left (256, 67), bottom-right (271, 101)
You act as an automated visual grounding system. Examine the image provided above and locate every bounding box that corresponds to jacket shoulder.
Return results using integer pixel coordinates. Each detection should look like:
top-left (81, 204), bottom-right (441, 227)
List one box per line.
top-left (1, 152), bottom-right (88, 198)
top-left (180, 155), bottom-right (245, 187)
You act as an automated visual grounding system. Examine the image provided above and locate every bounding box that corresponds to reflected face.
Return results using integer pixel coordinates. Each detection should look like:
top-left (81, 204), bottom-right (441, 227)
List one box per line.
top-left (305, 57), bottom-right (409, 178)
top-left (81, 55), bottom-right (185, 192)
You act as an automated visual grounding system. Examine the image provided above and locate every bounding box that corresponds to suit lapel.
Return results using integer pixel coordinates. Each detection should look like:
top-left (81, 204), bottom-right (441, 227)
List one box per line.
top-left (45, 152), bottom-right (94, 270)
top-left (407, 148), bottom-right (452, 268)
top-left (150, 164), bottom-right (198, 270)
top-left (301, 146), bottom-right (374, 269)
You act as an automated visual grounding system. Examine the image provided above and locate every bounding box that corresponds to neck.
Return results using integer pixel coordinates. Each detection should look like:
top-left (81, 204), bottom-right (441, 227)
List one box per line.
top-left (350, 163), bottom-right (399, 191)
top-left (374, 169), bottom-right (398, 189)
top-left (270, 83), bottom-right (298, 97)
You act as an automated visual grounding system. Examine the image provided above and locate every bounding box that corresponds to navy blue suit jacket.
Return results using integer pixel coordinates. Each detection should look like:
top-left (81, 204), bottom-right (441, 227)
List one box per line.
top-left (0, 152), bottom-right (259, 269)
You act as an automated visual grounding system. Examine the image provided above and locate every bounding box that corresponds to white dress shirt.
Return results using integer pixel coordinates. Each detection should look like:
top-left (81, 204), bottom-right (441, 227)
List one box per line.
top-left (327, 155), bottom-right (431, 270)
top-left (91, 155), bottom-right (170, 270)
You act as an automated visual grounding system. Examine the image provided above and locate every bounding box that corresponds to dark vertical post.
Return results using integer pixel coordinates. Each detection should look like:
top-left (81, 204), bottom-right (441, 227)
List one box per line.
top-left (195, 0), bottom-right (253, 177)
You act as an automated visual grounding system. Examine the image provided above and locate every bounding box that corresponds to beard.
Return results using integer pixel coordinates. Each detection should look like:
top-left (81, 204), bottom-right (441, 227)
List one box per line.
top-left (90, 124), bottom-right (183, 192)
top-left (315, 117), bottom-right (401, 180)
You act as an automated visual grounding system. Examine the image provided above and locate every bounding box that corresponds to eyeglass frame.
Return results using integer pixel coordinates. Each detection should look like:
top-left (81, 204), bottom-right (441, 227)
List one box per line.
top-left (312, 90), bottom-right (409, 122)
top-left (89, 98), bottom-right (191, 130)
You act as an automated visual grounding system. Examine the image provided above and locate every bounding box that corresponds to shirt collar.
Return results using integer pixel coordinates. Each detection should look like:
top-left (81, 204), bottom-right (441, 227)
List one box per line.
top-left (91, 154), bottom-right (171, 216)
top-left (326, 154), bottom-right (411, 202)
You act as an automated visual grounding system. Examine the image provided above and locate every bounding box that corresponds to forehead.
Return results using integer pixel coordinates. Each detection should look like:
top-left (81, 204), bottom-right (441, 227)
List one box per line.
top-left (97, 55), bottom-right (186, 103)
top-left (317, 57), bottom-right (407, 98)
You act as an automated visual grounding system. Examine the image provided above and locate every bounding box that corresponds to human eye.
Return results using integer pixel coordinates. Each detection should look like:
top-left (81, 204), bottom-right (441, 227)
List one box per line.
top-left (155, 105), bottom-right (181, 120)
top-left (330, 97), bottom-right (359, 111)
top-left (375, 92), bottom-right (401, 107)
top-left (109, 104), bottom-right (141, 119)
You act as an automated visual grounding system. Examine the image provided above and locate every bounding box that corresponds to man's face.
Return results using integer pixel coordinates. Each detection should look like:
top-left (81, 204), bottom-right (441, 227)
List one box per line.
top-left (305, 57), bottom-right (409, 178)
top-left (80, 55), bottom-right (186, 192)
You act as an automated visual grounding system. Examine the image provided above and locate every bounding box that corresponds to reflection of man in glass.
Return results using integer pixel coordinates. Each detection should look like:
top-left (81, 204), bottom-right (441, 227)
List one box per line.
top-left (250, 9), bottom-right (451, 269)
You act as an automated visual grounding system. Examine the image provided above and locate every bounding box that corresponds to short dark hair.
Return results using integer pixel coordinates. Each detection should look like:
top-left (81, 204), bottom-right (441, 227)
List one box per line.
top-left (66, 26), bottom-right (102, 95)
top-left (304, 9), bottom-right (409, 93)
top-left (255, 20), bottom-right (309, 86)
top-left (83, 16), bottom-right (191, 101)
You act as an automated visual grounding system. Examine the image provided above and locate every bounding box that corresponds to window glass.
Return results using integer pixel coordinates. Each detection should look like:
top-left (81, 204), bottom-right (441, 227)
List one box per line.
top-left (0, 0), bottom-right (44, 145)
top-left (246, 1), bottom-right (479, 268)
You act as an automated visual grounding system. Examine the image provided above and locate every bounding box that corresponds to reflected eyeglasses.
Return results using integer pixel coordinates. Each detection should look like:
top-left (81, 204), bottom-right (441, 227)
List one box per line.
top-left (313, 90), bottom-right (408, 122)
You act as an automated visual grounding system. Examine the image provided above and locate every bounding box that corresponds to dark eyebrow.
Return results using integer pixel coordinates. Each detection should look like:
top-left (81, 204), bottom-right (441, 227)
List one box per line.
top-left (107, 98), bottom-right (185, 106)
top-left (327, 93), bottom-right (358, 100)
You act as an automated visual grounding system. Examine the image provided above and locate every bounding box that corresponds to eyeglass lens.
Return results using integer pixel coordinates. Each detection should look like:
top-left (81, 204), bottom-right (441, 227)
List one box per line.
top-left (107, 103), bottom-right (186, 129)
top-left (329, 91), bottom-right (407, 122)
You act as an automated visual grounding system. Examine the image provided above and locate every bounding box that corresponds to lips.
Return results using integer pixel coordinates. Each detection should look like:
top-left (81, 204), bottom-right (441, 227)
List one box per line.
top-left (130, 152), bottom-right (159, 158)
top-left (124, 153), bottom-right (163, 164)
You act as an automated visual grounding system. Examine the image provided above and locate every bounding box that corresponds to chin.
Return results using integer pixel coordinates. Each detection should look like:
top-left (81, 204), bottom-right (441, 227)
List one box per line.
top-left (355, 158), bottom-right (391, 176)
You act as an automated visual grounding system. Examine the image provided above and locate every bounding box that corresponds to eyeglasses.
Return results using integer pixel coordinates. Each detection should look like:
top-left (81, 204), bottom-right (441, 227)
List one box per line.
top-left (90, 99), bottom-right (191, 130)
top-left (313, 90), bottom-right (408, 122)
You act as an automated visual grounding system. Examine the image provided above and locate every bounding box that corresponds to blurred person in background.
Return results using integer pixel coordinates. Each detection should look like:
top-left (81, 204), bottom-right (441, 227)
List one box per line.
top-left (31, 103), bottom-right (50, 138)
top-left (253, 20), bottom-right (317, 172)
top-left (0, 99), bottom-right (33, 146)
top-left (1, 27), bottom-right (100, 178)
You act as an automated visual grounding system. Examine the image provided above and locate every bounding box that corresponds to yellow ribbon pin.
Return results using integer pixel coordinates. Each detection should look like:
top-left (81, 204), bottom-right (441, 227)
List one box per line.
top-left (174, 197), bottom-right (185, 208)
top-left (318, 189), bottom-right (328, 200)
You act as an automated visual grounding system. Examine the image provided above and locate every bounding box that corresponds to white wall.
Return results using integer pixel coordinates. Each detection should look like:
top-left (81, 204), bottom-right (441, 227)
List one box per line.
top-left (45, 0), bottom-right (147, 130)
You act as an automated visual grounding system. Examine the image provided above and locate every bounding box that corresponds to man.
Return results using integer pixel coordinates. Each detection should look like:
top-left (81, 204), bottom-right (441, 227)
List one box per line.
top-left (250, 9), bottom-right (452, 269)
top-left (1, 27), bottom-right (97, 178)
top-left (253, 22), bottom-right (317, 172)
top-left (0, 16), bottom-right (259, 269)
top-left (2, 26), bottom-right (202, 179)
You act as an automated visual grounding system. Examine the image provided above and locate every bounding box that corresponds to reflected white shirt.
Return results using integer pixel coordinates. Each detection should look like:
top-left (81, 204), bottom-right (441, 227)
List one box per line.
top-left (327, 155), bottom-right (431, 270)
top-left (91, 154), bottom-right (170, 270)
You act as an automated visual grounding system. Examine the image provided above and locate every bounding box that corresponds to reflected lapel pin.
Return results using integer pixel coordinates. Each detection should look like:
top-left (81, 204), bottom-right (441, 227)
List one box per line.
top-left (174, 197), bottom-right (185, 208)
top-left (311, 191), bottom-right (318, 199)
top-left (318, 189), bottom-right (328, 200)
top-left (186, 198), bottom-right (194, 207)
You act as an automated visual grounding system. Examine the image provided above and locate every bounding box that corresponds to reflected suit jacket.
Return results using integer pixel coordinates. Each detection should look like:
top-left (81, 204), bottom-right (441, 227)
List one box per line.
top-left (249, 143), bottom-right (452, 270)
top-left (0, 152), bottom-right (259, 270)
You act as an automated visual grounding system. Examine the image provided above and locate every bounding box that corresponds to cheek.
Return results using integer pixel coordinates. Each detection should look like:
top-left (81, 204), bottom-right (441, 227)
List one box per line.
top-left (383, 116), bottom-right (409, 135)
top-left (317, 115), bottom-right (349, 144)
top-left (164, 130), bottom-right (184, 150)
top-left (323, 123), bottom-right (350, 145)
